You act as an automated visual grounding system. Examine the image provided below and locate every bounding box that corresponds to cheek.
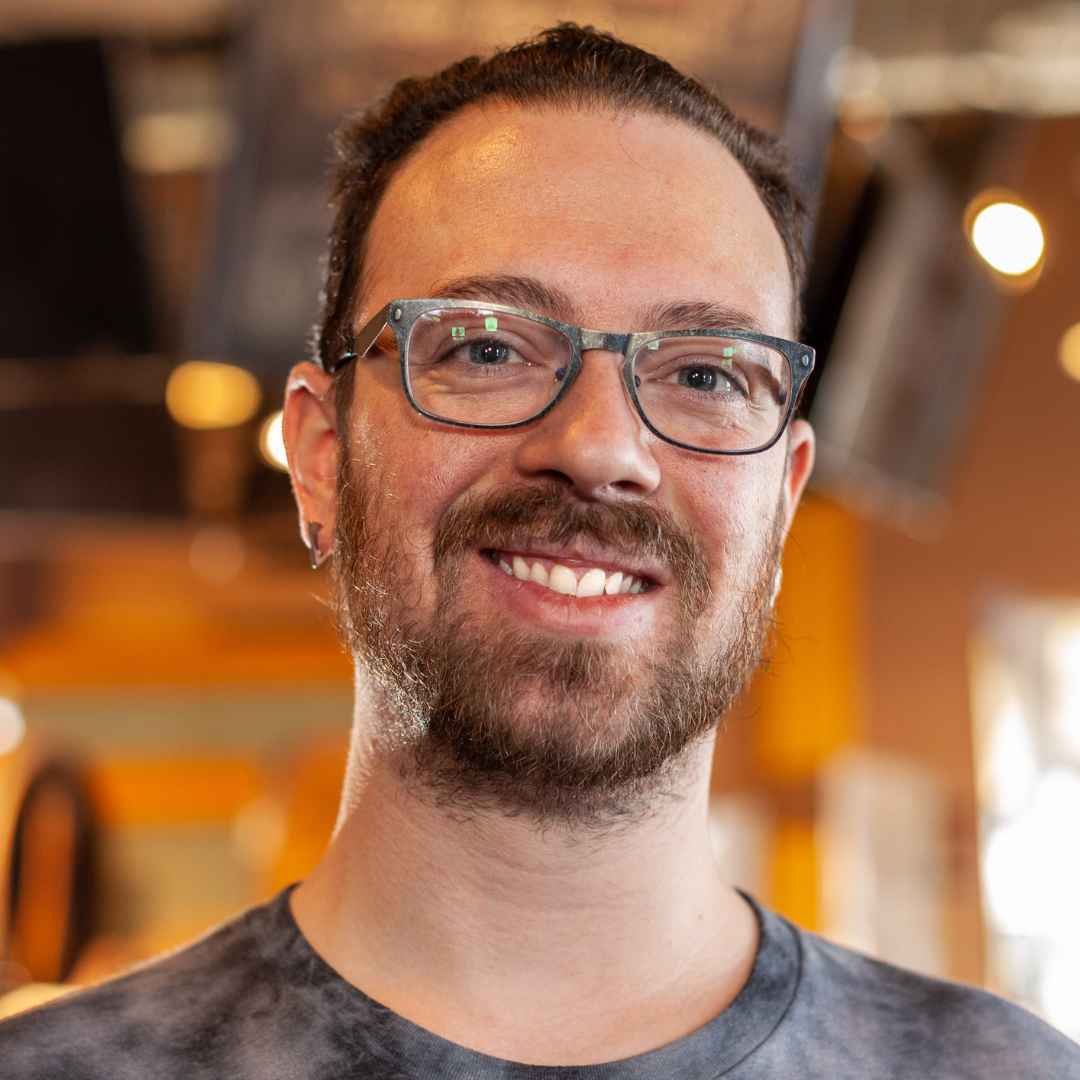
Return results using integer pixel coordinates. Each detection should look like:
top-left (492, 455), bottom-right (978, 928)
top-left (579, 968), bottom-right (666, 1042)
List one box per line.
top-left (673, 456), bottom-right (784, 575)
top-left (346, 396), bottom-right (424, 561)
top-left (349, 384), bottom-right (495, 559)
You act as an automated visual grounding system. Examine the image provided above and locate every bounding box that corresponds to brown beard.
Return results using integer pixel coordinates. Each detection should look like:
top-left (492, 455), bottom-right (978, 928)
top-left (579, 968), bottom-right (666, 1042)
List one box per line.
top-left (333, 457), bottom-right (783, 832)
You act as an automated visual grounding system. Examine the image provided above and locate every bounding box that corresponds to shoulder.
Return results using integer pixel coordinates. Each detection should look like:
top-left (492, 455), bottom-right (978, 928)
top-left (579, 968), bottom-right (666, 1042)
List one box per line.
top-left (0, 891), bottom-right (293, 1080)
top-left (788, 922), bottom-right (1080, 1079)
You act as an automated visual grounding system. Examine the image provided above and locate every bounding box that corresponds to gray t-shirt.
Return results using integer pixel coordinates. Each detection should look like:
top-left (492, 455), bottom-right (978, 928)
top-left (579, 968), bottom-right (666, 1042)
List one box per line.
top-left (2, 884), bottom-right (1077, 1078)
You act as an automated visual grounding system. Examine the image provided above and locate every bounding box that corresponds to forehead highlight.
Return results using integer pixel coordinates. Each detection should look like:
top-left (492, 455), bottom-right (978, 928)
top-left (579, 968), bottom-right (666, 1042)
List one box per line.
top-left (362, 103), bottom-right (794, 334)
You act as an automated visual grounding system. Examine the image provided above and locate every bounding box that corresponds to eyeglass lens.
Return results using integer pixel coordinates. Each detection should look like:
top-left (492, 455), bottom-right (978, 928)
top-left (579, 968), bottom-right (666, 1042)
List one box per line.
top-left (406, 308), bottom-right (572, 426)
top-left (404, 307), bottom-right (791, 452)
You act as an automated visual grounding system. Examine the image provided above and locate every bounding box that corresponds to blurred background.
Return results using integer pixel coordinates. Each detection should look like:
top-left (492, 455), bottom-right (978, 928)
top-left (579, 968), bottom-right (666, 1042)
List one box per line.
top-left (1, 0), bottom-right (1079, 1039)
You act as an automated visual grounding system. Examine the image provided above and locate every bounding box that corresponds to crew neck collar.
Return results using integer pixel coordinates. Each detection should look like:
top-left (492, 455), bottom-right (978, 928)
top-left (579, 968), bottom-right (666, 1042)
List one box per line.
top-left (271, 882), bottom-right (801, 1078)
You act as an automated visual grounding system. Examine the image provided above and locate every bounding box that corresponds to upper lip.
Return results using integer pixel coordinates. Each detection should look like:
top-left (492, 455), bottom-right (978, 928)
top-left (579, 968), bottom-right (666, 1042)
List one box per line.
top-left (483, 541), bottom-right (670, 586)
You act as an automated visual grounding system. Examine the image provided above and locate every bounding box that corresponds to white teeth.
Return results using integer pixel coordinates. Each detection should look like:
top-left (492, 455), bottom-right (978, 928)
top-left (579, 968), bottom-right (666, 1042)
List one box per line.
top-left (494, 553), bottom-right (648, 598)
top-left (576, 568), bottom-right (606, 598)
top-left (548, 564), bottom-right (578, 595)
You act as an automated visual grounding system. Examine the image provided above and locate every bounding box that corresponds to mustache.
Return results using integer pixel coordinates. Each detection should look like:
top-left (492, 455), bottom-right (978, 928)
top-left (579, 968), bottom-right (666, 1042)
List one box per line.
top-left (433, 484), bottom-right (711, 605)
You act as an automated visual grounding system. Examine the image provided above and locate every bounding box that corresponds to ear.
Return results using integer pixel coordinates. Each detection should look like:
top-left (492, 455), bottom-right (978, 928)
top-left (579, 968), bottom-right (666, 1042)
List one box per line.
top-left (780, 418), bottom-right (815, 538)
top-left (283, 361), bottom-right (340, 552)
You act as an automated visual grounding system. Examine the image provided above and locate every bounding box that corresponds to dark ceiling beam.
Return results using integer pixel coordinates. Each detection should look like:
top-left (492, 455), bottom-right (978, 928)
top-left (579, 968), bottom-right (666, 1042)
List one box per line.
top-left (783, 0), bottom-right (855, 254)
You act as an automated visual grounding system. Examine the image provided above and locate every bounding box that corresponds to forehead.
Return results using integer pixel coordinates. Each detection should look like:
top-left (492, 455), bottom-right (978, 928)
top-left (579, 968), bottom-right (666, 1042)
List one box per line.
top-left (362, 102), bottom-right (793, 335)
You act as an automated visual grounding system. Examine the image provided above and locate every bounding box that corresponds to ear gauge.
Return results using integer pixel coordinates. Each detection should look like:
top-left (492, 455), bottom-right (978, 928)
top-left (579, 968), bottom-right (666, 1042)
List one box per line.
top-left (770, 566), bottom-right (783, 608)
top-left (307, 521), bottom-right (325, 570)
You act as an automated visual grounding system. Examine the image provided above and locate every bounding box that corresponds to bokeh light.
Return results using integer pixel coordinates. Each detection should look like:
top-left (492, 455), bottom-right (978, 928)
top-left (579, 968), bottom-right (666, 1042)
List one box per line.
top-left (1049, 620), bottom-right (1080, 760)
top-left (983, 768), bottom-right (1080, 937)
top-left (984, 693), bottom-right (1038, 816)
top-left (1039, 943), bottom-right (1080, 1039)
top-left (0, 698), bottom-right (26, 755)
top-left (1059, 322), bottom-right (1080, 383)
top-left (166, 361), bottom-right (262, 430)
top-left (258, 410), bottom-right (289, 472)
top-left (968, 199), bottom-right (1046, 276)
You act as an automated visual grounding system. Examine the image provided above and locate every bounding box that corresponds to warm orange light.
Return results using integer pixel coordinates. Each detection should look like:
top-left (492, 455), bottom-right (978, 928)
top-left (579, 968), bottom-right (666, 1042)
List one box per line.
top-left (968, 198), bottom-right (1045, 276)
top-left (258, 410), bottom-right (289, 472)
top-left (1060, 323), bottom-right (1080, 383)
top-left (166, 361), bottom-right (262, 430)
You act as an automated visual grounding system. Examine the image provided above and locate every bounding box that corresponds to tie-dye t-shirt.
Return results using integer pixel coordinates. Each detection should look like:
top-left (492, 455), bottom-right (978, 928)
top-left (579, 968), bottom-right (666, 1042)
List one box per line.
top-left (2, 884), bottom-right (1078, 1078)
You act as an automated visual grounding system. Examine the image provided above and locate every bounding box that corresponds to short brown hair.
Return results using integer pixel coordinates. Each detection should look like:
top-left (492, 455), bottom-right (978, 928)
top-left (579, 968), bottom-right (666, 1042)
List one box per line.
top-left (316, 23), bottom-right (807, 418)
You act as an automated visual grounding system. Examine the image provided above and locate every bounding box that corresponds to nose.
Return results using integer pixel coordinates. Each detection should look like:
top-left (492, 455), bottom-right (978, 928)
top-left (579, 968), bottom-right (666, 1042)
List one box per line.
top-left (511, 348), bottom-right (662, 500)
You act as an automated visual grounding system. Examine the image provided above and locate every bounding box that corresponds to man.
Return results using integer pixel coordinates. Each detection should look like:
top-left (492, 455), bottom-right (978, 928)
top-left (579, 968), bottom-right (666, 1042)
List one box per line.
top-left (2, 24), bottom-right (1078, 1079)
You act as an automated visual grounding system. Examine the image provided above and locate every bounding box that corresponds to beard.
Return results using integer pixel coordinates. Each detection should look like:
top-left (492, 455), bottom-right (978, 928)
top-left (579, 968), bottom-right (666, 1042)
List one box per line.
top-left (333, 456), bottom-right (784, 832)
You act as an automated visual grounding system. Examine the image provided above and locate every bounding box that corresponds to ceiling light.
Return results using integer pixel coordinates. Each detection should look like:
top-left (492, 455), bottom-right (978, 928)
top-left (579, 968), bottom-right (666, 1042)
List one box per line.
top-left (166, 361), bottom-right (262, 431)
top-left (968, 198), bottom-right (1046, 276)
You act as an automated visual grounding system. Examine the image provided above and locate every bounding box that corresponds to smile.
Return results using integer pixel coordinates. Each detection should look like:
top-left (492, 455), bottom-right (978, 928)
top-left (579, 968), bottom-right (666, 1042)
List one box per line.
top-left (482, 549), bottom-right (653, 598)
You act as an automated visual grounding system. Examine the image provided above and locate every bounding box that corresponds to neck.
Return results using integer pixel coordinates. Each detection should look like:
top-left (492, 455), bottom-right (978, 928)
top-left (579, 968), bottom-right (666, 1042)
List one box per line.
top-left (291, 705), bottom-right (757, 1066)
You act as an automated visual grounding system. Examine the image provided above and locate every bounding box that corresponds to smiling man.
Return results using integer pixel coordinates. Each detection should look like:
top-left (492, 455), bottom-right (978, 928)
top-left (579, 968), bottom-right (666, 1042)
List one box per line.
top-left (3, 24), bottom-right (1079, 1080)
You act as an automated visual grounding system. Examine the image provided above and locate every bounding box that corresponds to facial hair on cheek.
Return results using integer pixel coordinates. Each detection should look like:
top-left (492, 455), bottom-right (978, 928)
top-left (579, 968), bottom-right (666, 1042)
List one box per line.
top-left (332, 455), bottom-right (785, 827)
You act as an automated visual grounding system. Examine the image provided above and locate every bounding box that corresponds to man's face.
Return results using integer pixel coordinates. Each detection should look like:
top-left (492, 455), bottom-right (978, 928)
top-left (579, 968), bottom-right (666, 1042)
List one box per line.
top-left (296, 103), bottom-right (814, 825)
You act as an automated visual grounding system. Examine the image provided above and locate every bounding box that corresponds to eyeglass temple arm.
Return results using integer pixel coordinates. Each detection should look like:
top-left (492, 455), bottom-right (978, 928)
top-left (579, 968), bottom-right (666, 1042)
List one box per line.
top-left (328, 303), bottom-right (393, 373)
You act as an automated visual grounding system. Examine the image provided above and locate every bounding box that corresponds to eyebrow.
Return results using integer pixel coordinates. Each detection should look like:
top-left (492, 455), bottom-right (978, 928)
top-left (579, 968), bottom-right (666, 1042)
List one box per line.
top-left (427, 275), bottom-right (580, 322)
top-left (640, 299), bottom-right (766, 335)
top-left (425, 274), bottom-right (767, 334)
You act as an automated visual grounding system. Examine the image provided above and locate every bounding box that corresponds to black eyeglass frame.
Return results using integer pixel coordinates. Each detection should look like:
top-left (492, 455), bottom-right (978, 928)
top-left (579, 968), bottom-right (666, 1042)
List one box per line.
top-left (328, 298), bottom-right (816, 456)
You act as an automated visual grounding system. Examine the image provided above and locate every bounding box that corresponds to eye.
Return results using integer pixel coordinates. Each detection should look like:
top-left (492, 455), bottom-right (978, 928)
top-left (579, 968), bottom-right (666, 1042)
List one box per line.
top-left (678, 366), bottom-right (721, 392)
top-left (676, 365), bottom-right (745, 396)
top-left (466, 338), bottom-right (513, 365)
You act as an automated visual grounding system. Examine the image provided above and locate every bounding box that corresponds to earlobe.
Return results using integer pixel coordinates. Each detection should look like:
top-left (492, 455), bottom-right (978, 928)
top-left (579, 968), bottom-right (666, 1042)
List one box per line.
top-left (306, 521), bottom-right (328, 570)
top-left (283, 361), bottom-right (341, 555)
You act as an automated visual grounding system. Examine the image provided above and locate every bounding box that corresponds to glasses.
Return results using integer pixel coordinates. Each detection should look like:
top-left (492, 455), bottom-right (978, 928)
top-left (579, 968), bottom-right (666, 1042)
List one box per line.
top-left (329, 299), bottom-right (815, 455)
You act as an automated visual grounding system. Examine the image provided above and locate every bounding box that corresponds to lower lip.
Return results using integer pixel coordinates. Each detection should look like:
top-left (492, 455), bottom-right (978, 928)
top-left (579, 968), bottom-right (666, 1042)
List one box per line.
top-left (474, 551), bottom-right (660, 638)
